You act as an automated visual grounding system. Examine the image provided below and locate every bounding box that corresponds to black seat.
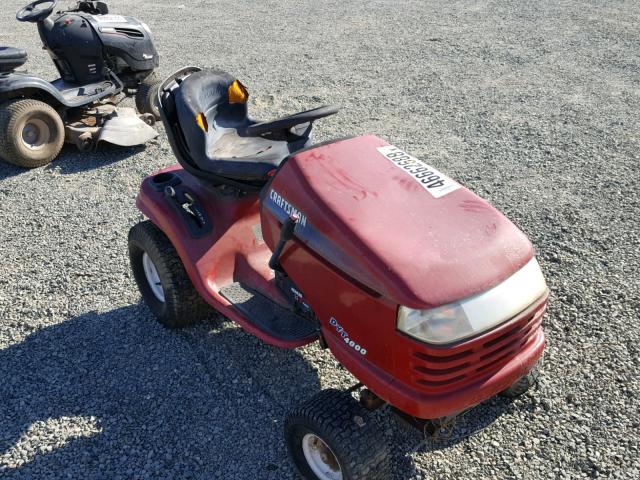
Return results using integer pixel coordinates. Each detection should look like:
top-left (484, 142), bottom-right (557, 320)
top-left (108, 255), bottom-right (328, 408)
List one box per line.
top-left (169, 70), bottom-right (310, 184)
top-left (0, 47), bottom-right (27, 73)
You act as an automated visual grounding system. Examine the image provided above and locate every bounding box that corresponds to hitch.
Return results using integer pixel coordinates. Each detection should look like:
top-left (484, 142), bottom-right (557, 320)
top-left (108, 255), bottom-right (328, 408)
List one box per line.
top-left (360, 388), bottom-right (386, 411)
top-left (423, 416), bottom-right (458, 440)
top-left (391, 407), bottom-right (460, 440)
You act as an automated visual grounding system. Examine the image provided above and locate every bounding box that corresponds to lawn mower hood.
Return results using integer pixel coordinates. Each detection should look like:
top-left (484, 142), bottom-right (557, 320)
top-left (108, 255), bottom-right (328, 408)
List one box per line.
top-left (262, 135), bottom-right (535, 309)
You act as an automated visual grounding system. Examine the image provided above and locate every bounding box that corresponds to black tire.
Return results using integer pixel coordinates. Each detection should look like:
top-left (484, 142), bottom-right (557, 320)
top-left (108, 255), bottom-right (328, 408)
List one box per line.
top-left (499, 362), bottom-right (542, 399)
top-left (284, 389), bottom-right (391, 480)
top-left (128, 220), bottom-right (211, 328)
top-left (0, 99), bottom-right (65, 168)
top-left (135, 75), bottom-right (162, 120)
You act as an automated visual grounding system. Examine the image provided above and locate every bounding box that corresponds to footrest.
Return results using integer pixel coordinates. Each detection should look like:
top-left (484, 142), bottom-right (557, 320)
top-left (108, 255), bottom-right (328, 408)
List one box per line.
top-left (50, 77), bottom-right (120, 107)
top-left (58, 80), bottom-right (116, 100)
top-left (220, 283), bottom-right (319, 342)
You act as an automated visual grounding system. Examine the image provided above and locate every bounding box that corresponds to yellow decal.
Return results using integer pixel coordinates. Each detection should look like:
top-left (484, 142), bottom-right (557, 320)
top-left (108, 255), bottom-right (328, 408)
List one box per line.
top-left (196, 112), bottom-right (208, 132)
top-left (228, 79), bottom-right (249, 104)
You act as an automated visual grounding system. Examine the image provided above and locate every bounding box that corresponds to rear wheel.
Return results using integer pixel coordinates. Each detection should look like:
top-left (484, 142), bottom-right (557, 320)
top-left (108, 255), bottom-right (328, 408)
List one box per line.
top-left (135, 75), bottom-right (162, 120)
top-left (284, 389), bottom-right (391, 480)
top-left (0, 99), bottom-right (65, 168)
top-left (128, 220), bottom-right (211, 328)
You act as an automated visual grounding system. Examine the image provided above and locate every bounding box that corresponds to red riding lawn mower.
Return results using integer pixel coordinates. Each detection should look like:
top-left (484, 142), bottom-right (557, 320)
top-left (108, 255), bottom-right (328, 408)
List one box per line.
top-left (128, 67), bottom-right (549, 480)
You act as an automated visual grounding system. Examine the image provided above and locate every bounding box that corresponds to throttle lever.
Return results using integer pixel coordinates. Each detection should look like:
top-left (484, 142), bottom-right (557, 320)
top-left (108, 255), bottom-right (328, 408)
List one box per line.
top-left (268, 215), bottom-right (298, 271)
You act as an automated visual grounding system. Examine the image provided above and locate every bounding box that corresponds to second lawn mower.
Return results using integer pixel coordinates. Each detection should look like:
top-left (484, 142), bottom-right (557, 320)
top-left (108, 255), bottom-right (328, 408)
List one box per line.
top-left (0, 0), bottom-right (161, 168)
top-left (128, 67), bottom-right (549, 480)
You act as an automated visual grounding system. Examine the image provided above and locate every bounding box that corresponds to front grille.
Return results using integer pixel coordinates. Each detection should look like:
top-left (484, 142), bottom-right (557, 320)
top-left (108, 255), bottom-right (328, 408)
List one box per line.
top-left (114, 28), bottom-right (144, 38)
top-left (410, 299), bottom-right (546, 392)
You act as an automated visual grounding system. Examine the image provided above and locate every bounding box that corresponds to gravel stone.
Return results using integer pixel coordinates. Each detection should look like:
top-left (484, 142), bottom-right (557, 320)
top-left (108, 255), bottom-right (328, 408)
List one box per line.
top-left (1, 0), bottom-right (639, 479)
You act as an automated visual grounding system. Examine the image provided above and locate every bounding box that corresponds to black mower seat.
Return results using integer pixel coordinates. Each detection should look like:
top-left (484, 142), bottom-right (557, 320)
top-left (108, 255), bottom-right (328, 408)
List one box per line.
top-left (172, 70), bottom-right (308, 183)
top-left (0, 47), bottom-right (27, 73)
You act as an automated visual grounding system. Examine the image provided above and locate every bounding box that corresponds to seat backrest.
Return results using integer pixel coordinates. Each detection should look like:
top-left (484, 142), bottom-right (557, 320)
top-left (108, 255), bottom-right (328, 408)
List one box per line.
top-left (159, 68), bottom-right (264, 191)
top-left (174, 70), bottom-right (249, 164)
top-left (0, 47), bottom-right (27, 73)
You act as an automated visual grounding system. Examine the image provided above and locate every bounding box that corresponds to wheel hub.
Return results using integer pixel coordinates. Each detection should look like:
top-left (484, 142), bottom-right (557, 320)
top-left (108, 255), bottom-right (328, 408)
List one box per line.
top-left (142, 252), bottom-right (165, 302)
top-left (302, 433), bottom-right (342, 480)
top-left (21, 118), bottom-right (50, 150)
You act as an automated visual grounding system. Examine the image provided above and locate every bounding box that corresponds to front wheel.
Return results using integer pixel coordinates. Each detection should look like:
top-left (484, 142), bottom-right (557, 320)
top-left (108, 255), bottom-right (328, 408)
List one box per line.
top-left (0, 99), bottom-right (65, 168)
top-left (135, 75), bottom-right (162, 120)
top-left (284, 389), bottom-right (391, 480)
top-left (499, 361), bottom-right (542, 398)
top-left (128, 220), bottom-right (211, 328)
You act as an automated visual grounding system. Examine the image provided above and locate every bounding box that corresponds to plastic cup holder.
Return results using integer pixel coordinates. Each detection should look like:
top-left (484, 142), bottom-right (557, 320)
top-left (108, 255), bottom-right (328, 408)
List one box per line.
top-left (150, 172), bottom-right (182, 191)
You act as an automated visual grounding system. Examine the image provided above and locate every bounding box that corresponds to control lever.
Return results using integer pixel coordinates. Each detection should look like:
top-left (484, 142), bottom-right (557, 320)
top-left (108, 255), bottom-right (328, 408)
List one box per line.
top-left (268, 215), bottom-right (298, 271)
top-left (163, 185), bottom-right (212, 238)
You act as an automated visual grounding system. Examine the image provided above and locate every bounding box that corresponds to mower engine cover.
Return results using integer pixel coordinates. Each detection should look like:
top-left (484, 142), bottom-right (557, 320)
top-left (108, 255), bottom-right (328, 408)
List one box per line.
top-left (261, 134), bottom-right (534, 309)
top-left (87, 14), bottom-right (158, 70)
top-left (261, 135), bottom-right (546, 418)
top-left (39, 10), bottom-right (158, 84)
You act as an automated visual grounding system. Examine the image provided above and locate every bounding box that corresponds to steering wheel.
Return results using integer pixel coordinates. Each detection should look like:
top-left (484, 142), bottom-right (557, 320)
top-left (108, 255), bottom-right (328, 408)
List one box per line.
top-left (16, 0), bottom-right (58, 23)
top-left (244, 105), bottom-right (339, 137)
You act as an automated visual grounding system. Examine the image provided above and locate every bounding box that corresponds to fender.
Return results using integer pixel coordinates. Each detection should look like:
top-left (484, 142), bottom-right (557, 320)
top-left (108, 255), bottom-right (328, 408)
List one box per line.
top-left (0, 72), bottom-right (121, 108)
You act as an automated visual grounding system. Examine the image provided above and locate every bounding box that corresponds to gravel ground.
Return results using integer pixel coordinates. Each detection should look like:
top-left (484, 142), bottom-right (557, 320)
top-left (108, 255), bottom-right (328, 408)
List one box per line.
top-left (1, 0), bottom-right (639, 478)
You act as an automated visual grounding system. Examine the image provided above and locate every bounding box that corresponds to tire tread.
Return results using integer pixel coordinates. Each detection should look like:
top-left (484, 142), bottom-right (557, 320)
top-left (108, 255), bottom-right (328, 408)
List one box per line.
top-left (0, 99), bottom-right (64, 168)
top-left (285, 389), bottom-right (391, 480)
top-left (500, 365), bottom-right (541, 398)
top-left (135, 75), bottom-right (161, 119)
top-left (128, 220), bottom-right (211, 328)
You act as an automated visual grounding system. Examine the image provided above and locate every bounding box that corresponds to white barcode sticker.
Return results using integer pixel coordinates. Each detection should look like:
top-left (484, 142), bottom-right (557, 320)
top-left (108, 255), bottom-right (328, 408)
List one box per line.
top-left (97, 15), bottom-right (127, 24)
top-left (377, 145), bottom-right (461, 198)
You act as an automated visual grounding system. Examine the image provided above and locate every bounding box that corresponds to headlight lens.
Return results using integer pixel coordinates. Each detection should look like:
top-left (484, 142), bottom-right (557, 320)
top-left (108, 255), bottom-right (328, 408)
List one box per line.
top-left (397, 258), bottom-right (547, 345)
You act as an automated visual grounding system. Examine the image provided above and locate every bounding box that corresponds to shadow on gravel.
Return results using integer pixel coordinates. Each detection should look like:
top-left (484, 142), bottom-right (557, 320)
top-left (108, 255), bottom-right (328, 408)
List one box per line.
top-left (0, 304), bottom-right (321, 479)
top-left (385, 390), bottom-right (536, 474)
top-left (45, 144), bottom-right (147, 175)
top-left (0, 303), bottom-right (535, 479)
top-left (0, 144), bottom-right (147, 181)
top-left (0, 162), bottom-right (25, 181)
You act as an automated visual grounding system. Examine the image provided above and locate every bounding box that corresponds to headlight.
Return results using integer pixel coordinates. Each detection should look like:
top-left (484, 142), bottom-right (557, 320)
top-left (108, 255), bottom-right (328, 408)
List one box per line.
top-left (397, 258), bottom-right (547, 345)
